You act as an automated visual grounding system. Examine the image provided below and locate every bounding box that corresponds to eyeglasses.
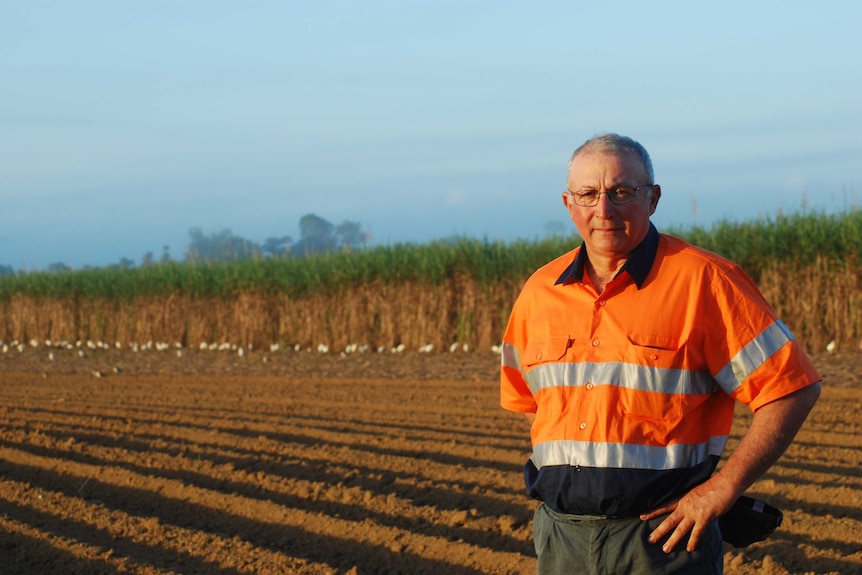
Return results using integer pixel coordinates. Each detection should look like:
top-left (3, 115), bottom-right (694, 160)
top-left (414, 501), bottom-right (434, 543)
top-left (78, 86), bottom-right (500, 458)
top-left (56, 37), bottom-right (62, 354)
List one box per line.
top-left (566, 185), bottom-right (655, 207)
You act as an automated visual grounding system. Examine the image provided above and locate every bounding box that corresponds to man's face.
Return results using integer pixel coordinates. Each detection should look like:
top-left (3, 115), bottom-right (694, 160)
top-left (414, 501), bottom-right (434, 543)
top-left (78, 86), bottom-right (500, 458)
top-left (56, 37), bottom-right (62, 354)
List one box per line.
top-left (563, 151), bottom-right (660, 262)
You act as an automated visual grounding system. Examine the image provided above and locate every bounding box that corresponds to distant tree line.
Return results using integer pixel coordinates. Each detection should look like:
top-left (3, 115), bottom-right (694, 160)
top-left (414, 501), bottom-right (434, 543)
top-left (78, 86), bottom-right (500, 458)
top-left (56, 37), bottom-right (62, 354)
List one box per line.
top-left (183, 214), bottom-right (369, 264)
top-left (0, 214), bottom-right (370, 274)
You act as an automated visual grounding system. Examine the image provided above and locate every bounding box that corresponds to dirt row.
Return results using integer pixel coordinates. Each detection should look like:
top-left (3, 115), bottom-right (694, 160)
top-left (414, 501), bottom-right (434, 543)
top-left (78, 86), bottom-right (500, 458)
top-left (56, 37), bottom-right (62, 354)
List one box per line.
top-left (0, 349), bottom-right (859, 574)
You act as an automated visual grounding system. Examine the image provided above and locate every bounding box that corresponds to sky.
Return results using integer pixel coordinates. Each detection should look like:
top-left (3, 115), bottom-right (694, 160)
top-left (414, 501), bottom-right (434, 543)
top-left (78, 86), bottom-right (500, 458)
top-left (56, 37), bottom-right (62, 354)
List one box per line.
top-left (1, 1), bottom-right (860, 271)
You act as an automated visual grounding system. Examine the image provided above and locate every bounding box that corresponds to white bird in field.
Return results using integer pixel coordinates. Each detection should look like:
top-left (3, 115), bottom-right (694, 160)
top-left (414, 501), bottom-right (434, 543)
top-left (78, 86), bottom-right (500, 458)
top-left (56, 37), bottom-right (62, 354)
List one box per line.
top-left (419, 343), bottom-right (433, 353)
top-left (449, 342), bottom-right (459, 353)
top-left (48, 352), bottom-right (55, 361)
top-left (317, 343), bottom-right (329, 353)
top-left (826, 340), bottom-right (837, 353)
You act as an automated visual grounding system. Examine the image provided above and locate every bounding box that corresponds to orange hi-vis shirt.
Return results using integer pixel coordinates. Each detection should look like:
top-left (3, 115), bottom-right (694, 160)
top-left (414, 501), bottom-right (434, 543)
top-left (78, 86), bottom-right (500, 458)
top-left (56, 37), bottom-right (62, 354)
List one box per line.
top-left (500, 224), bottom-right (821, 517)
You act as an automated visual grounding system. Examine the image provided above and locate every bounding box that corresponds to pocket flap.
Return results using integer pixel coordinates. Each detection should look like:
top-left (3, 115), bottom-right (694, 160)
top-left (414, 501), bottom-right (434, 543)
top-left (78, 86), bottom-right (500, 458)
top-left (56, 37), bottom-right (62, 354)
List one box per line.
top-left (522, 337), bottom-right (571, 368)
top-left (627, 333), bottom-right (682, 351)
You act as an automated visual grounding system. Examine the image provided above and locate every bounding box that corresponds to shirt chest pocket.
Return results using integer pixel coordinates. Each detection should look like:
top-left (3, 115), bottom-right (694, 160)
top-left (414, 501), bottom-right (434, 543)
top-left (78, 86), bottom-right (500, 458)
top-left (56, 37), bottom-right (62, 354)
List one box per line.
top-left (626, 333), bottom-right (685, 363)
top-left (521, 336), bottom-right (572, 371)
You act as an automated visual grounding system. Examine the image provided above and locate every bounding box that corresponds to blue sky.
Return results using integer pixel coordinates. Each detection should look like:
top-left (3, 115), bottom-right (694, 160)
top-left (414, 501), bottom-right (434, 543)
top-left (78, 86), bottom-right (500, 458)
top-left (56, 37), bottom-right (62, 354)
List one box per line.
top-left (1, 1), bottom-right (860, 270)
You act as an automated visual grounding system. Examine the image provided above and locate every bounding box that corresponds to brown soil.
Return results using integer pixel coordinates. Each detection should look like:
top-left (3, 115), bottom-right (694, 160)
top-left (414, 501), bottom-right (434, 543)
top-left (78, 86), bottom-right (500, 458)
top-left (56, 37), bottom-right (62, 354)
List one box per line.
top-left (0, 347), bottom-right (859, 575)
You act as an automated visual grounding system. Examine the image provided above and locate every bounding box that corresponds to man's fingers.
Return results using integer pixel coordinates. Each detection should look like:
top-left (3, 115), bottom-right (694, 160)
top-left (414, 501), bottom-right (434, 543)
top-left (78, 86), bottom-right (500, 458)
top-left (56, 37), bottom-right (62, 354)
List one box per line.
top-left (685, 522), bottom-right (705, 552)
top-left (661, 518), bottom-right (694, 553)
top-left (647, 514), bottom-right (705, 554)
top-left (647, 512), bottom-right (678, 544)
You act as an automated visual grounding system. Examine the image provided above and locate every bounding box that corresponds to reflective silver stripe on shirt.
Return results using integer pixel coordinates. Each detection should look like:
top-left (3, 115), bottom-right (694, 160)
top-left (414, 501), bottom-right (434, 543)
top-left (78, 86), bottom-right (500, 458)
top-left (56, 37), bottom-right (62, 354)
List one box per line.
top-left (501, 341), bottom-right (521, 371)
top-left (524, 361), bottom-right (719, 397)
top-left (714, 320), bottom-right (794, 394)
top-left (531, 436), bottom-right (728, 471)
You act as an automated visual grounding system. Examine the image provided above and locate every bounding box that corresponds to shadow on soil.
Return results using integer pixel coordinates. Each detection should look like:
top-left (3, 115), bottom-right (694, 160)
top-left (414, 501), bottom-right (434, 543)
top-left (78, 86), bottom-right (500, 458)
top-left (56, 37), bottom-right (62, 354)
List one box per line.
top-left (0, 456), bottom-right (519, 575)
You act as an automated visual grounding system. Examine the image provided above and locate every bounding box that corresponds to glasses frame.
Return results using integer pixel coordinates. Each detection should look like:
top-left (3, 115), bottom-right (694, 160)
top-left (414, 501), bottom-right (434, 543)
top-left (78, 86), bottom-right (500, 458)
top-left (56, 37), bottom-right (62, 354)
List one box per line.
top-left (566, 185), bottom-right (656, 207)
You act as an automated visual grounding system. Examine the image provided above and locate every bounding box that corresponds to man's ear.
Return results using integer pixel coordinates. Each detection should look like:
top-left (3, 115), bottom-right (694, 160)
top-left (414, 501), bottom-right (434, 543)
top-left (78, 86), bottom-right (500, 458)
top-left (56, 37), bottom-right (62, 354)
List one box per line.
top-left (649, 185), bottom-right (661, 215)
top-left (562, 192), bottom-right (571, 208)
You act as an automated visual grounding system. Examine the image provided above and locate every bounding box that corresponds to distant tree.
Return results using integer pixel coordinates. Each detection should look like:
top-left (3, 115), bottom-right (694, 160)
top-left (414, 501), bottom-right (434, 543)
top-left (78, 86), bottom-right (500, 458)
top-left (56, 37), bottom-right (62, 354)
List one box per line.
top-left (292, 214), bottom-right (336, 255)
top-left (185, 227), bottom-right (261, 263)
top-left (47, 262), bottom-right (71, 273)
top-left (107, 258), bottom-right (136, 270)
top-left (142, 251), bottom-right (156, 266)
top-left (335, 220), bottom-right (369, 250)
top-left (160, 245), bottom-right (171, 264)
top-left (0, 264), bottom-right (13, 277)
top-left (261, 235), bottom-right (292, 258)
top-left (290, 214), bottom-right (369, 256)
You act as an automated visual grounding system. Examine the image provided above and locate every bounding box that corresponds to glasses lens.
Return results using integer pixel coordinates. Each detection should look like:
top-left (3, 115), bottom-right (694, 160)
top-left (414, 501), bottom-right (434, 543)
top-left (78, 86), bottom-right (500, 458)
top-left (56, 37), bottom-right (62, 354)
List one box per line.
top-left (609, 189), bottom-right (637, 204)
top-left (573, 191), bottom-right (599, 206)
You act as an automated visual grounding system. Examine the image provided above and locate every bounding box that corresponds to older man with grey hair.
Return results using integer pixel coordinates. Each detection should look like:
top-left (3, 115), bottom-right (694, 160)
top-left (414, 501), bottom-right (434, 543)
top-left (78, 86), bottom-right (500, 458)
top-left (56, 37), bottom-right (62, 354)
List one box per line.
top-left (500, 133), bottom-right (821, 574)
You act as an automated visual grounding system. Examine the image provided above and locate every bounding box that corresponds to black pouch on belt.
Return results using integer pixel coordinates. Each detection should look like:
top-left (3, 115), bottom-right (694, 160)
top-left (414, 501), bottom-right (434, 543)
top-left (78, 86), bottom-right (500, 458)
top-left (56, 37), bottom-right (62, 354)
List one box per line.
top-left (718, 495), bottom-right (784, 548)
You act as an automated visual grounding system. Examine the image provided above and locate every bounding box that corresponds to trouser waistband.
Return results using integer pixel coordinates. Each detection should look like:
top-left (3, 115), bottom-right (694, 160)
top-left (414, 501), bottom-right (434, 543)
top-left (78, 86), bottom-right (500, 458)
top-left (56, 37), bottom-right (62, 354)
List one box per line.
top-left (543, 505), bottom-right (630, 523)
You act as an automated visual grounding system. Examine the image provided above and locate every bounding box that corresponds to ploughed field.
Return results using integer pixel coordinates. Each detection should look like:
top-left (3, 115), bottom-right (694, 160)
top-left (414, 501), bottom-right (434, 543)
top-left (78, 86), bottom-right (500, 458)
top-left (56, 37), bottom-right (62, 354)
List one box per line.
top-left (0, 347), bottom-right (859, 575)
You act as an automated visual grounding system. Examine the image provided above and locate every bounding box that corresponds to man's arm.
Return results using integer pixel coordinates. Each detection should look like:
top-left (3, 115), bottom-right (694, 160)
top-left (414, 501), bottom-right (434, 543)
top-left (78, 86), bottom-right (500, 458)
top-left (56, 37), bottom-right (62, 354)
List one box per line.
top-left (641, 381), bottom-right (821, 553)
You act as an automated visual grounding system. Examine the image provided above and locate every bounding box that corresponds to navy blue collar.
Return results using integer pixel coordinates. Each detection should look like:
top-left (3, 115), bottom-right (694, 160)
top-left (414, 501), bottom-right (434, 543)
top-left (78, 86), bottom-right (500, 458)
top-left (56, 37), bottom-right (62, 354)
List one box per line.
top-left (555, 223), bottom-right (659, 289)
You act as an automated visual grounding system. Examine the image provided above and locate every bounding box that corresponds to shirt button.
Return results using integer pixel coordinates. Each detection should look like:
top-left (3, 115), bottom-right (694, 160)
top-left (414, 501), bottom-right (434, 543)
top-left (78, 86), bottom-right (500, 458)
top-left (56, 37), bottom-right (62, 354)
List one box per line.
top-left (585, 382), bottom-right (594, 390)
top-left (536, 353), bottom-right (542, 360)
top-left (592, 339), bottom-right (600, 347)
top-left (579, 422), bottom-right (587, 430)
top-left (651, 354), bottom-right (659, 360)
top-left (598, 300), bottom-right (606, 306)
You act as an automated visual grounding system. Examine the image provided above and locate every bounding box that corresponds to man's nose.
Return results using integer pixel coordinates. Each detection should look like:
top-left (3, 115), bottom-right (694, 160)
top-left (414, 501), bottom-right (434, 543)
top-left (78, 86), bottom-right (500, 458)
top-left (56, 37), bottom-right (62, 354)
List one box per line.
top-left (594, 192), bottom-right (617, 216)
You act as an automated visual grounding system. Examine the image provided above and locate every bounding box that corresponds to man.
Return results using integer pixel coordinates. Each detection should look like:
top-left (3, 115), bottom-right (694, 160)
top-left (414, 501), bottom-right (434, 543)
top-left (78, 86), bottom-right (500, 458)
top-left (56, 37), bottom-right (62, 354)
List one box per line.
top-left (500, 133), bottom-right (821, 574)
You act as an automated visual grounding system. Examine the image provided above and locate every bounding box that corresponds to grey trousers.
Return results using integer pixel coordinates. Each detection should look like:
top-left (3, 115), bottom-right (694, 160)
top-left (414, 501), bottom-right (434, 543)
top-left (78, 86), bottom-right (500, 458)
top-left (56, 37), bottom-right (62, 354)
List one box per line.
top-left (533, 504), bottom-right (723, 575)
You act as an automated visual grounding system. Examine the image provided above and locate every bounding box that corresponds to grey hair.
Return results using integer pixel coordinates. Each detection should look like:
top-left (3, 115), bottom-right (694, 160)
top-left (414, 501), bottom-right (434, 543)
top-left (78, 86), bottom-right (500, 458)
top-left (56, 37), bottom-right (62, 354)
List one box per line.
top-left (569, 133), bottom-right (655, 184)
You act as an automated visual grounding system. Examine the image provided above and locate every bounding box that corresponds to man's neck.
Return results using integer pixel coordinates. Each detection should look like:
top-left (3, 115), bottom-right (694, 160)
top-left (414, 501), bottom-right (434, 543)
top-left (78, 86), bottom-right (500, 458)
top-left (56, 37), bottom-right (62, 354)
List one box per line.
top-left (586, 257), bottom-right (626, 294)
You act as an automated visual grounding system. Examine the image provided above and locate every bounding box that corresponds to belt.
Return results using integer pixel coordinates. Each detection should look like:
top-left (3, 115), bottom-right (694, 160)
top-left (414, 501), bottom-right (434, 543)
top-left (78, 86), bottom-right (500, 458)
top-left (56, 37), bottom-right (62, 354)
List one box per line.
top-left (543, 505), bottom-right (631, 523)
